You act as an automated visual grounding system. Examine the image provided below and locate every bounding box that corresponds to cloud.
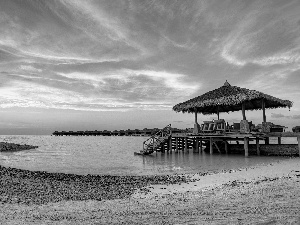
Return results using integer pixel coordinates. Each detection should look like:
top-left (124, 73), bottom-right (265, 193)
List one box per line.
top-left (219, 0), bottom-right (300, 67)
top-left (271, 113), bottom-right (300, 120)
top-left (55, 69), bottom-right (200, 106)
top-left (0, 68), bottom-right (199, 111)
top-left (287, 115), bottom-right (300, 119)
top-left (19, 65), bottom-right (42, 73)
top-left (271, 113), bottom-right (285, 118)
top-left (0, 0), bottom-right (300, 118)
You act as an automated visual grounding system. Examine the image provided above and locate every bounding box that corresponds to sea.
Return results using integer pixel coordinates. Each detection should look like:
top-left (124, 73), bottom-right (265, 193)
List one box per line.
top-left (0, 135), bottom-right (297, 176)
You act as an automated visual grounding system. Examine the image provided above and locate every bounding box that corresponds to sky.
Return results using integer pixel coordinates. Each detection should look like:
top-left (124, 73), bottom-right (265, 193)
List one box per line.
top-left (0, 0), bottom-right (300, 134)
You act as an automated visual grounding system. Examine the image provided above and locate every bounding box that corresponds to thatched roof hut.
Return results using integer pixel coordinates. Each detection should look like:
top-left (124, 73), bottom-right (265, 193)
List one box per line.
top-left (173, 81), bottom-right (292, 127)
top-left (173, 81), bottom-right (292, 114)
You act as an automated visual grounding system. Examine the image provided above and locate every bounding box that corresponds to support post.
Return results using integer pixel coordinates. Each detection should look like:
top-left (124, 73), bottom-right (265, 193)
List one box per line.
top-left (265, 137), bottom-right (269, 145)
top-left (242, 102), bottom-right (246, 120)
top-left (191, 138), bottom-right (194, 152)
top-left (297, 136), bottom-right (300, 157)
top-left (194, 138), bottom-right (199, 153)
top-left (210, 137), bottom-right (213, 155)
top-left (185, 137), bottom-right (188, 152)
top-left (194, 108), bottom-right (200, 134)
top-left (169, 137), bottom-right (172, 152)
top-left (262, 99), bottom-right (266, 123)
top-left (225, 141), bottom-right (228, 154)
top-left (244, 137), bottom-right (249, 157)
top-left (278, 137), bottom-right (281, 145)
top-left (199, 139), bottom-right (203, 153)
top-left (256, 137), bottom-right (260, 156)
top-left (175, 137), bottom-right (178, 153)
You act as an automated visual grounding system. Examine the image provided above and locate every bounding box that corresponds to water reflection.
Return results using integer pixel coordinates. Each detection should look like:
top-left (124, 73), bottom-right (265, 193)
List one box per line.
top-left (0, 135), bottom-right (292, 176)
top-left (140, 149), bottom-right (286, 175)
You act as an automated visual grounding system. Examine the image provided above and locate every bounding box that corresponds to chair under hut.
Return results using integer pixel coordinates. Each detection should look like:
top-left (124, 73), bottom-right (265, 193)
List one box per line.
top-left (173, 81), bottom-right (293, 134)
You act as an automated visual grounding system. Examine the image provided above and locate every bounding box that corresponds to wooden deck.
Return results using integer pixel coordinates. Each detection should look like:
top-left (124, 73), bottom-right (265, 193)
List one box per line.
top-left (163, 132), bottom-right (300, 157)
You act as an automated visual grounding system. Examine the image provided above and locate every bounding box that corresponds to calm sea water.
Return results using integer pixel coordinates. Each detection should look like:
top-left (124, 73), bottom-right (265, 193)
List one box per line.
top-left (0, 135), bottom-right (297, 176)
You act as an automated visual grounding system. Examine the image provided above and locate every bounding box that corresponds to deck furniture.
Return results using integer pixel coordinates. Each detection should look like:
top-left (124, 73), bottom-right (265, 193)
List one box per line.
top-left (200, 119), bottom-right (226, 134)
top-left (202, 121), bottom-right (214, 133)
top-left (215, 119), bottom-right (226, 133)
top-left (292, 126), bottom-right (300, 133)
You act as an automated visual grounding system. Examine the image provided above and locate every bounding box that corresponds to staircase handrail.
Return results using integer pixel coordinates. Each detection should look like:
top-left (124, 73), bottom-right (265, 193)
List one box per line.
top-left (142, 124), bottom-right (172, 152)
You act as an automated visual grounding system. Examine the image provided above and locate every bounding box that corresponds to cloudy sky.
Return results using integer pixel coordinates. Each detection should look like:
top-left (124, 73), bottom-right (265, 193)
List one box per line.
top-left (0, 0), bottom-right (299, 134)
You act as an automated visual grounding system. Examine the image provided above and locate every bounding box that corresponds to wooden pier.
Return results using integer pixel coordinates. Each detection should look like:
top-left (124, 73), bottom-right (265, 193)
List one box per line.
top-left (138, 127), bottom-right (300, 157)
top-left (163, 81), bottom-right (298, 157)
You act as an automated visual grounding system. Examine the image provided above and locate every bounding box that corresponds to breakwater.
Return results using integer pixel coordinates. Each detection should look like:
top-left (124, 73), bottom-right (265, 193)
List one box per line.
top-left (52, 127), bottom-right (188, 136)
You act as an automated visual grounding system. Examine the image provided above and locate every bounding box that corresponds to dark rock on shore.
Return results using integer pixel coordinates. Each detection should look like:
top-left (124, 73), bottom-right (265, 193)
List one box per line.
top-left (0, 142), bottom-right (38, 152)
top-left (0, 166), bottom-right (188, 205)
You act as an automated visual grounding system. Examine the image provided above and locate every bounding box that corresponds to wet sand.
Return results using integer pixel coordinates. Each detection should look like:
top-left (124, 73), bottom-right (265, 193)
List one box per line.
top-left (1, 158), bottom-right (300, 224)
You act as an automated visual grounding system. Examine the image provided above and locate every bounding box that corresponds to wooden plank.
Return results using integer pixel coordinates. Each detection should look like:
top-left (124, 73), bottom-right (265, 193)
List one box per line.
top-left (172, 133), bottom-right (255, 138)
top-left (214, 142), bottom-right (221, 153)
top-left (267, 132), bottom-right (299, 137)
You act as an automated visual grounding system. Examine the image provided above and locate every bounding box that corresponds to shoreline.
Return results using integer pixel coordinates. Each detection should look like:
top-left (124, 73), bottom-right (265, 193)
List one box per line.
top-left (0, 156), bottom-right (298, 204)
top-left (0, 165), bottom-right (189, 205)
top-left (133, 157), bottom-right (300, 196)
top-left (1, 156), bottom-right (300, 224)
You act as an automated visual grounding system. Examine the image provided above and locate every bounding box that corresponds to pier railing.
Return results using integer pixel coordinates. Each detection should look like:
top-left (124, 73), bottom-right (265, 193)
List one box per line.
top-left (141, 124), bottom-right (172, 154)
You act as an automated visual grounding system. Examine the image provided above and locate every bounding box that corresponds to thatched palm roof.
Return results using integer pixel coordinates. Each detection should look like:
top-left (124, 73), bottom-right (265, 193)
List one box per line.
top-left (173, 81), bottom-right (293, 114)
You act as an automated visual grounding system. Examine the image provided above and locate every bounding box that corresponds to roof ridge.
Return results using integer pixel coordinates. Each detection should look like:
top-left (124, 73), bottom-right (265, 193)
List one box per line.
top-left (223, 80), bottom-right (231, 86)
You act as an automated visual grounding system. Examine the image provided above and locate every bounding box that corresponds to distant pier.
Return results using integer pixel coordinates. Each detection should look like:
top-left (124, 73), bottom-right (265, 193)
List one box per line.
top-left (52, 127), bottom-right (187, 136)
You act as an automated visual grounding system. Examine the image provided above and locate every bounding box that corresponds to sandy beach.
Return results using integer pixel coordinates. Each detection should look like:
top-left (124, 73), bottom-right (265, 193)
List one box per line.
top-left (0, 157), bottom-right (300, 225)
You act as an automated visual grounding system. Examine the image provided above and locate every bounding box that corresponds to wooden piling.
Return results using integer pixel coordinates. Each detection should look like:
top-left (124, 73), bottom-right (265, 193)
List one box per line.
top-left (298, 136), bottom-right (300, 157)
top-left (194, 138), bottom-right (199, 153)
top-left (278, 137), bottom-right (281, 145)
top-left (256, 137), bottom-right (260, 156)
top-left (265, 137), bottom-right (269, 145)
top-left (244, 137), bottom-right (249, 157)
top-left (224, 141), bottom-right (228, 154)
top-left (161, 142), bottom-right (165, 154)
top-left (175, 137), bottom-right (178, 153)
top-left (181, 138), bottom-right (184, 151)
top-left (169, 137), bottom-right (172, 152)
top-left (199, 139), bottom-right (203, 153)
top-left (210, 137), bottom-right (213, 155)
top-left (184, 137), bottom-right (188, 152)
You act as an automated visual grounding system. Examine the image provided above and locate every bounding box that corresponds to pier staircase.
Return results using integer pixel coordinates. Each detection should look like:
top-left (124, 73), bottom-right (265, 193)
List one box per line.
top-left (138, 124), bottom-right (172, 155)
